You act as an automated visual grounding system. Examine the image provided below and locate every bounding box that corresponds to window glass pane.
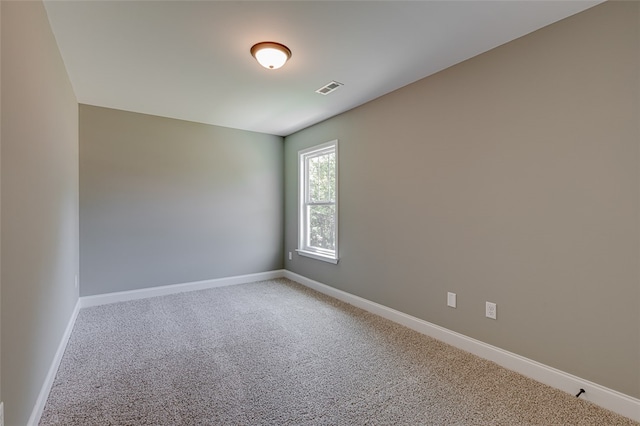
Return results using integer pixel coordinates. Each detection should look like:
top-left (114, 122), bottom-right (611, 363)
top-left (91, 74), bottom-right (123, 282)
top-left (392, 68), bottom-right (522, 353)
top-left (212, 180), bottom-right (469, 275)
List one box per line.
top-left (308, 152), bottom-right (335, 203)
top-left (308, 204), bottom-right (335, 251)
top-left (299, 140), bottom-right (338, 262)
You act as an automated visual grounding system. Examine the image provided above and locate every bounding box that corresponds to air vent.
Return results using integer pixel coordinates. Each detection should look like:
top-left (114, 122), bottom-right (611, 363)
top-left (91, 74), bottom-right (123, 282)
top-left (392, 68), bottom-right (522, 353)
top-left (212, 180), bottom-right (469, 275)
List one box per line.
top-left (315, 81), bottom-right (343, 95)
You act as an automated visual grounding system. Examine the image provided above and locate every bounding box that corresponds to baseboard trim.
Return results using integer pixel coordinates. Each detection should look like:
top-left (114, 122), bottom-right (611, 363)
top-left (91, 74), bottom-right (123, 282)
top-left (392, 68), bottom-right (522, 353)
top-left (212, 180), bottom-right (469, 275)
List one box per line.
top-left (28, 299), bottom-right (81, 426)
top-left (283, 270), bottom-right (640, 422)
top-left (30, 270), bottom-right (639, 423)
top-left (80, 270), bottom-right (286, 308)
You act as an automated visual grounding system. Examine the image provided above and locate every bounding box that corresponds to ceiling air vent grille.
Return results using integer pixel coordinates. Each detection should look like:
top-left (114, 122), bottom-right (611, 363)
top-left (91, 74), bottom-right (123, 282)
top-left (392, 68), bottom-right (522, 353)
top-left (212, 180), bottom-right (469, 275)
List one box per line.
top-left (315, 81), bottom-right (343, 95)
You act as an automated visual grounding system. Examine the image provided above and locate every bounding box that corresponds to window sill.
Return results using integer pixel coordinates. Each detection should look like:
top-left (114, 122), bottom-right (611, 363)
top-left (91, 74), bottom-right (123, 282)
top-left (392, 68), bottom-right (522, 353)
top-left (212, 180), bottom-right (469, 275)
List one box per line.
top-left (296, 249), bottom-right (339, 264)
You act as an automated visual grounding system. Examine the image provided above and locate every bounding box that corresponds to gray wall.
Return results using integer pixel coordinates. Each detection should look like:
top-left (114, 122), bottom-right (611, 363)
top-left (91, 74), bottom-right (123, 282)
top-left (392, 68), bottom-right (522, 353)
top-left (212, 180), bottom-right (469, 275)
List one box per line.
top-left (1, 2), bottom-right (80, 424)
top-left (284, 1), bottom-right (640, 399)
top-left (0, 0), bottom-right (3, 405)
top-left (80, 105), bottom-right (283, 296)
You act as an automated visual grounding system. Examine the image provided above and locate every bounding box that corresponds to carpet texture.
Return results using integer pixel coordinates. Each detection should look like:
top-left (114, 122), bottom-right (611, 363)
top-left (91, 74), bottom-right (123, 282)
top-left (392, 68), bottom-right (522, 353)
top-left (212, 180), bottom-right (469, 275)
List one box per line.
top-left (40, 278), bottom-right (637, 425)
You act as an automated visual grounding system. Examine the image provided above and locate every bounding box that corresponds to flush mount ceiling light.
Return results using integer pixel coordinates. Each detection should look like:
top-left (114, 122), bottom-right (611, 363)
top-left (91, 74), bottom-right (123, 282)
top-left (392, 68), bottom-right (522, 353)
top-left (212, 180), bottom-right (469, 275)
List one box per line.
top-left (250, 42), bottom-right (291, 70)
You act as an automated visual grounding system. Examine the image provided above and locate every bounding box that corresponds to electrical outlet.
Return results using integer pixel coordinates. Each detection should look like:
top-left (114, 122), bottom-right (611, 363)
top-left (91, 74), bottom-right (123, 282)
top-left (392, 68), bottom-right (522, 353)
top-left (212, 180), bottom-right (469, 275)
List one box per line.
top-left (288, 252), bottom-right (292, 261)
top-left (447, 292), bottom-right (456, 308)
top-left (486, 302), bottom-right (497, 319)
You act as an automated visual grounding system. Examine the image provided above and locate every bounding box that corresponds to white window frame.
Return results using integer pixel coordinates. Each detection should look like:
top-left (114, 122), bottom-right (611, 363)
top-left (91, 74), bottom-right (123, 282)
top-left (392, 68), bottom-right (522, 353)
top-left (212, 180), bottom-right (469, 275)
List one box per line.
top-left (297, 140), bottom-right (339, 264)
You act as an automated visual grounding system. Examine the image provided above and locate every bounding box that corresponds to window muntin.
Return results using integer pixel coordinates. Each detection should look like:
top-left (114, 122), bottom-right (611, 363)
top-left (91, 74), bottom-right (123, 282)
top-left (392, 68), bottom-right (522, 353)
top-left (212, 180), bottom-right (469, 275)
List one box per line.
top-left (298, 140), bottom-right (338, 263)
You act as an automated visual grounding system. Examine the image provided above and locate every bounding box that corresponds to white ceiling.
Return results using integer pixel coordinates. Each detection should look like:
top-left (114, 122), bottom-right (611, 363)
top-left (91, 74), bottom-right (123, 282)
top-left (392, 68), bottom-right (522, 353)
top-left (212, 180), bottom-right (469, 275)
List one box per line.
top-left (44, 1), bottom-right (603, 137)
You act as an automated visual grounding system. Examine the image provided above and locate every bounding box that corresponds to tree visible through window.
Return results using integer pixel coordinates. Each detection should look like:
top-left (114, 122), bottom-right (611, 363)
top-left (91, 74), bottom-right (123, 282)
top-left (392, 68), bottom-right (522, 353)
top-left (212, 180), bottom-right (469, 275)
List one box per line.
top-left (298, 140), bottom-right (338, 263)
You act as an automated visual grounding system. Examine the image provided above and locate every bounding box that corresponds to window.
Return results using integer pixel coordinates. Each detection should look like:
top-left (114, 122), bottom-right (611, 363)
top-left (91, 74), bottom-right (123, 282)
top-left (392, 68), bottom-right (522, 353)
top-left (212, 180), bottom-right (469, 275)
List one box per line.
top-left (297, 140), bottom-right (338, 264)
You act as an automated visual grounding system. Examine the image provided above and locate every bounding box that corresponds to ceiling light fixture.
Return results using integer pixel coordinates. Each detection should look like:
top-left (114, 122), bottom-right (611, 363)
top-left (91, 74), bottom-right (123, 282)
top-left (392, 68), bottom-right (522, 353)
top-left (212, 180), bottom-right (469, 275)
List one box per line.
top-left (250, 42), bottom-right (291, 70)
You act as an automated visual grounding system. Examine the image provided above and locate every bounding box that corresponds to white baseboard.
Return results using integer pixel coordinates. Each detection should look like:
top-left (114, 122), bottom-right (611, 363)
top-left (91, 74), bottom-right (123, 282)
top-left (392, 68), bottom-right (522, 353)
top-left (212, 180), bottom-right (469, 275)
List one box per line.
top-left (283, 270), bottom-right (640, 422)
top-left (80, 270), bottom-right (285, 308)
top-left (28, 299), bottom-right (81, 426)
top-left (31, 270), bottom-right (639, 424)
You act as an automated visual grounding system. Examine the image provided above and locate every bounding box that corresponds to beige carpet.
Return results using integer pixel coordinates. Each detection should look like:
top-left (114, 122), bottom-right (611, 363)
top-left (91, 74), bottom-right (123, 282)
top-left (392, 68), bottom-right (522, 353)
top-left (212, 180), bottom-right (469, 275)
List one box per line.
top-left (40, 278), bottom-right (637, 425)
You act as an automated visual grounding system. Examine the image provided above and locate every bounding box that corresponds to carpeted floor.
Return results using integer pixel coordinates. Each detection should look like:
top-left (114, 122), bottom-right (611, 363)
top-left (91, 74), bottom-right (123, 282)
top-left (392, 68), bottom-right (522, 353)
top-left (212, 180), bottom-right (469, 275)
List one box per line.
top-left (40, 278), bottom-right (637, 425)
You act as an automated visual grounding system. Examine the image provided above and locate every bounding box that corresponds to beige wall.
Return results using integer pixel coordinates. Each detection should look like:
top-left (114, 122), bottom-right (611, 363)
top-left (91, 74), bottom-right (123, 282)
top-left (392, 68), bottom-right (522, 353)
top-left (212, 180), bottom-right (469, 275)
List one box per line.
top-left (1, 1), bottom-right (79, 424)
top-left (284, 1), bottom-right (640, 398)
top-left (80, 105), bottom-right (284, 296)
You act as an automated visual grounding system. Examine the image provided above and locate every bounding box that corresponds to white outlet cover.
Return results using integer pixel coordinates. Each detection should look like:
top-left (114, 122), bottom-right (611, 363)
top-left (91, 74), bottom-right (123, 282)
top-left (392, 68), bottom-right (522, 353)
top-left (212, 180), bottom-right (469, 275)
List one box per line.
top-left (447, 292), bottom-right (456, 308)
top-left (486, 301), bottom-right (497, 319)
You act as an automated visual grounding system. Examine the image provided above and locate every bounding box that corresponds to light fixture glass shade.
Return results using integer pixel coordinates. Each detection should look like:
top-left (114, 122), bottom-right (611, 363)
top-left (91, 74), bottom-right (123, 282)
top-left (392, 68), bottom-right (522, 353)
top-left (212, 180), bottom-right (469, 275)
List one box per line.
top-left (251, 42), bottom-right (291, 70)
